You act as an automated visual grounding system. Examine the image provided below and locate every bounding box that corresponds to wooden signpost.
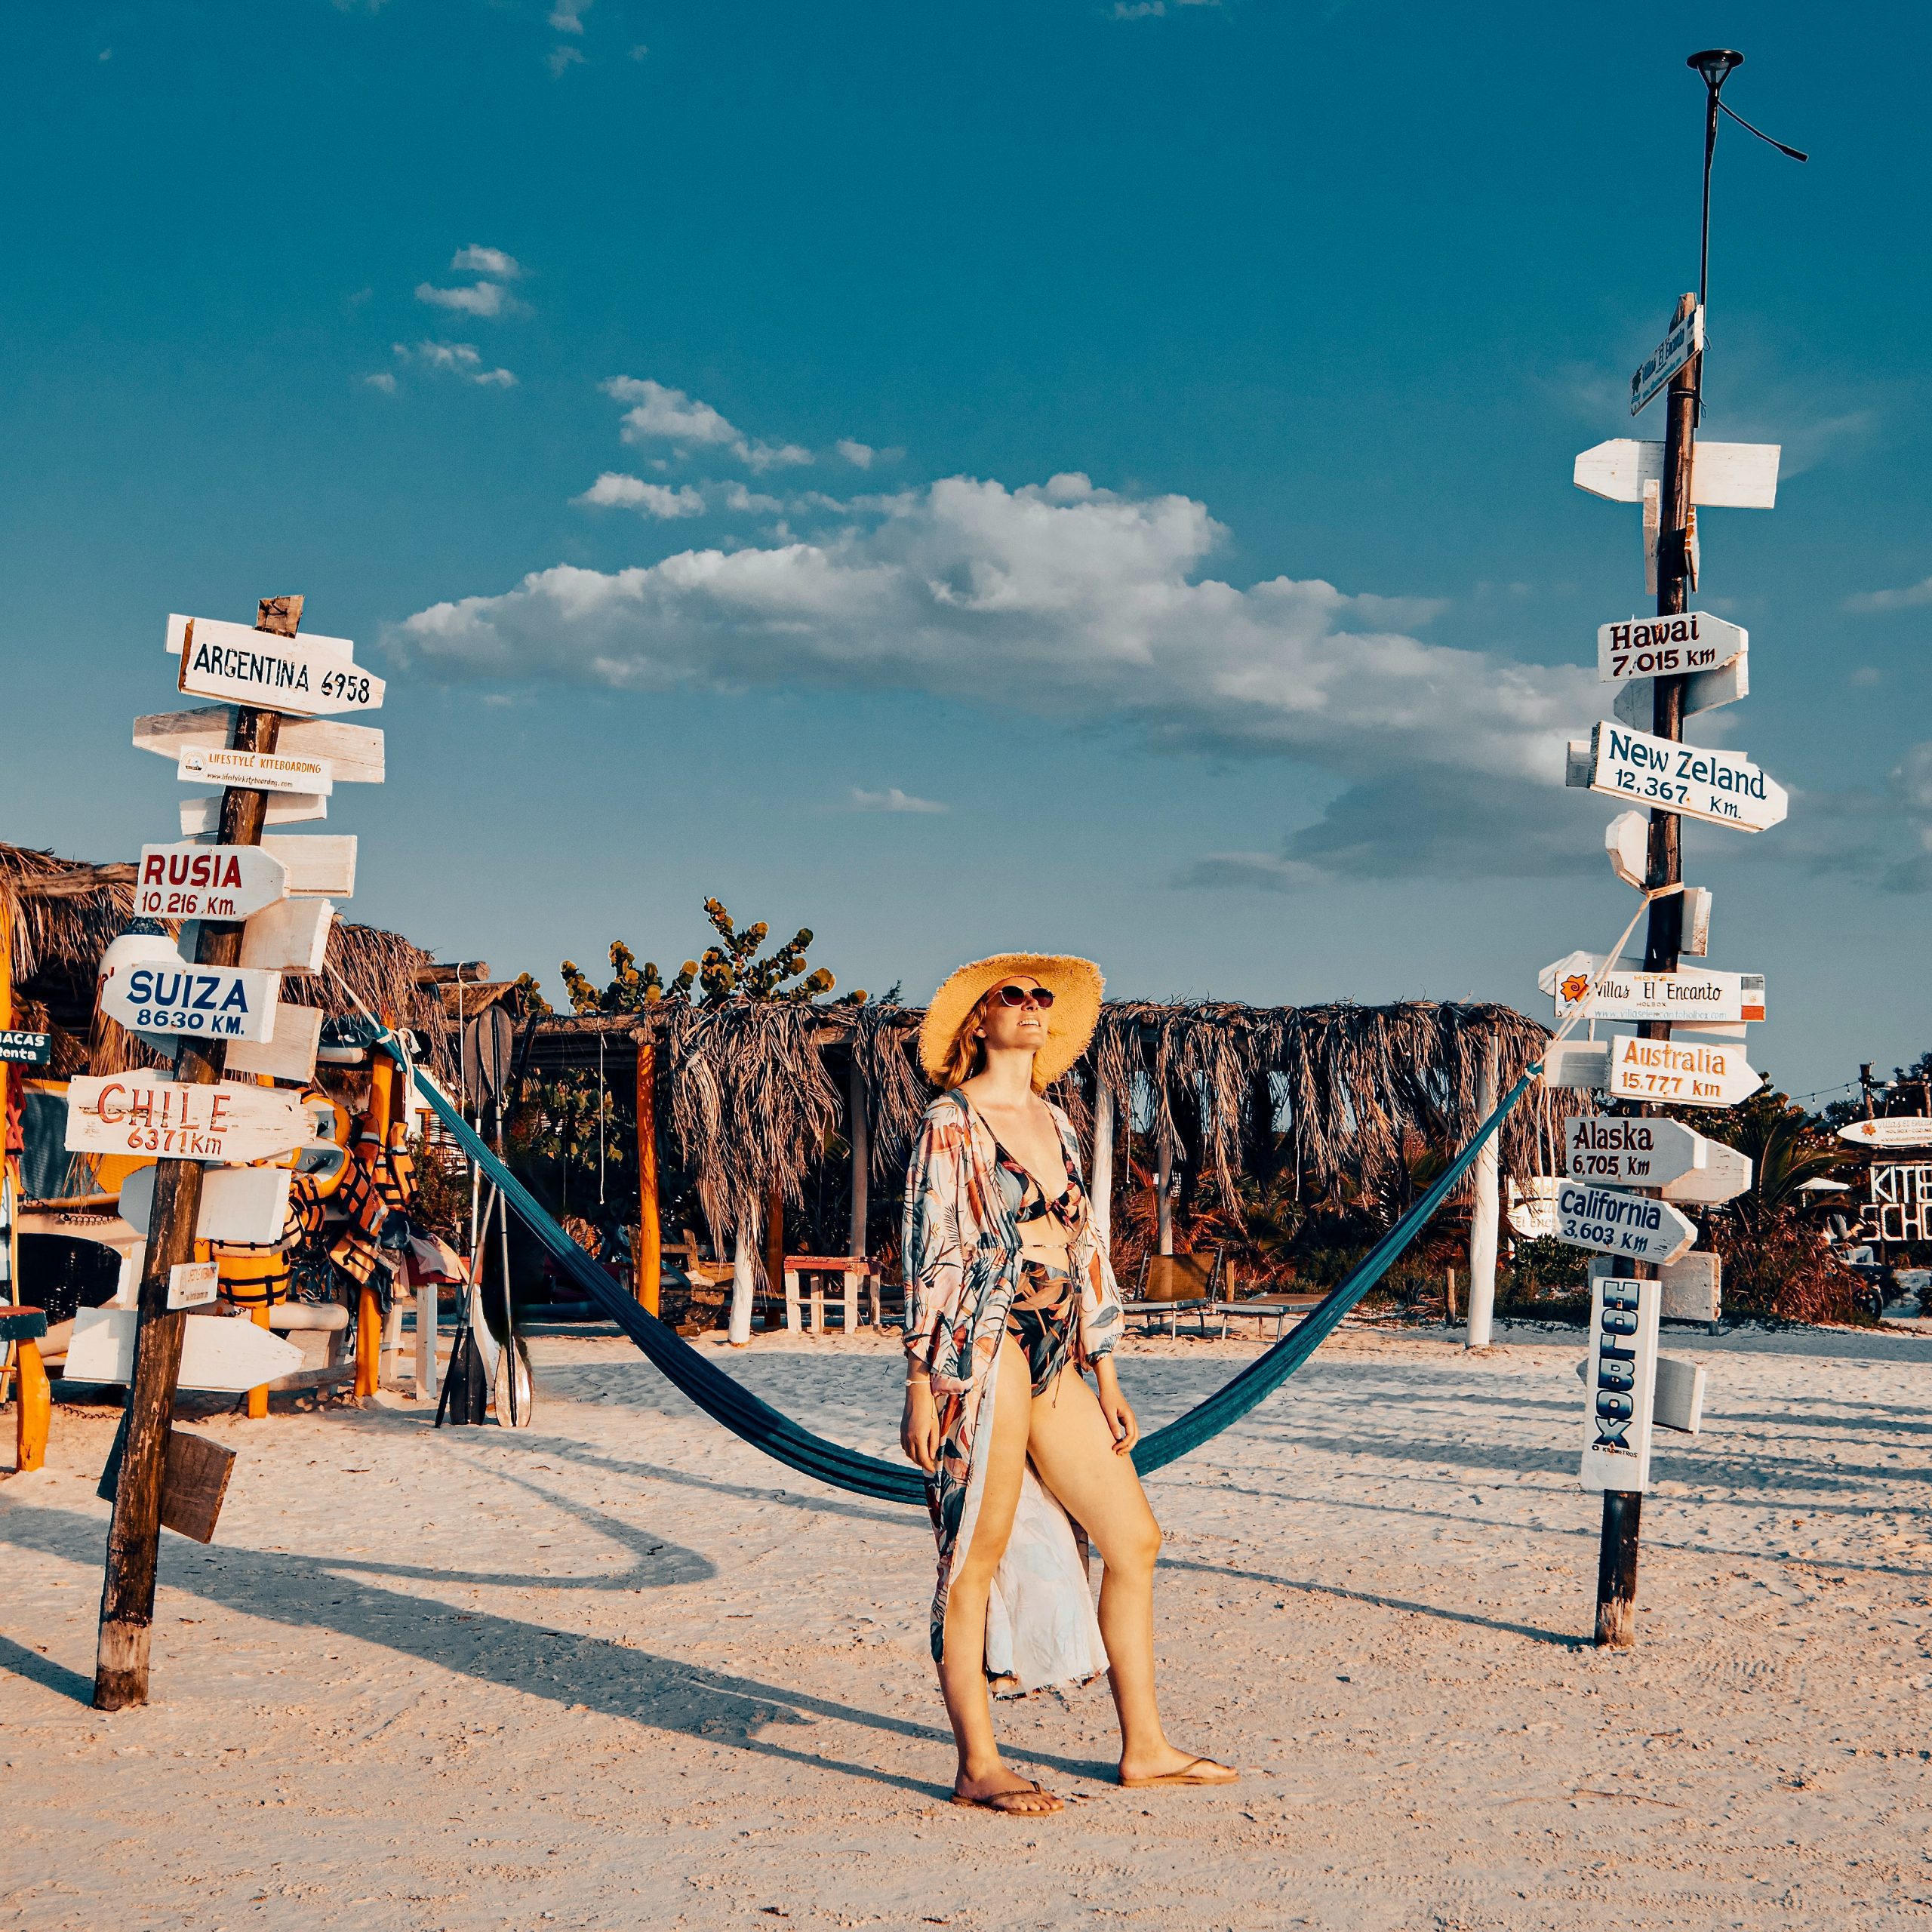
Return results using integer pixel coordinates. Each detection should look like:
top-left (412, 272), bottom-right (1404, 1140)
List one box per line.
top-left (1577, 720), bottom-right (1788, 831)
top-left (1552, 1181), bottom-right (1697, 1265)
top-left (65, 1075), bottom-right (308, 1164)
top-left (96, 591), bottom-right (382, 1714)
top-left (1660, 1140), bottom-right (1752, 1205)
top-left (1837, 1117), bottom-right (1932, 1150)
top-left (176, 616), bottom-right (384, 717)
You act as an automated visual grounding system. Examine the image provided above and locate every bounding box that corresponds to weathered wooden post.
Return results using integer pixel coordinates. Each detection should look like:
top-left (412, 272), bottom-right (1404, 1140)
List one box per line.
top-left (728, 1204), bottom-right (759, 1347)
top-left (762, 1182), bottom-right (785, 1333)
top-left (847, 1051), bottom-right (869, 1324)
top-left (1090, 1080), bottom-right (1115, 1255)
top-left (634, 1026), bottom-right (660, 1315)
top-left (1464, 1047), bottom-right (1500, 1348)
top-left (95, 596), bottom-right (296, 1711)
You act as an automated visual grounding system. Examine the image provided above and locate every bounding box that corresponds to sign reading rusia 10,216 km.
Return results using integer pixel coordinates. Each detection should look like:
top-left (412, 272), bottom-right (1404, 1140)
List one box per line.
top-left (1584, 720), bottom-right (1788, 832)
top-left (134, 842), bottom-right (289, 922)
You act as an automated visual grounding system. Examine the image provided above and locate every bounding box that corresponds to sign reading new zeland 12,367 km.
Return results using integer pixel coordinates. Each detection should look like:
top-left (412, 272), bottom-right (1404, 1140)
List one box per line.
top-left (1586, 721), bottom-right (1788, 832)
top-left (1609, 1033), bottom-right (1760, 1110)
top-left (176, 615), bottom-right (384, 718)
top-left (1553, 1180), bottom-right (1697, 1266)
top-left (1597, 611), bottom-right (1746, 685)
top-left (135, 842), bottom-right (288, 922)
top-left (64, 1074), bottom-right (308, 1164)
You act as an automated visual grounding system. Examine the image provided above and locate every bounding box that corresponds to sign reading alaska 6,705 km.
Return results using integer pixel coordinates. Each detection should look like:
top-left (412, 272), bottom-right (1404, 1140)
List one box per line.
top-left (1583, 720), bottom-right (1788, 832)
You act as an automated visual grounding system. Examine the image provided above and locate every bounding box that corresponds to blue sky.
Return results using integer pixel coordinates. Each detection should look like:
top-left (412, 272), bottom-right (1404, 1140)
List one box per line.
top-left (3, 2), bottom-right (1927, 1100)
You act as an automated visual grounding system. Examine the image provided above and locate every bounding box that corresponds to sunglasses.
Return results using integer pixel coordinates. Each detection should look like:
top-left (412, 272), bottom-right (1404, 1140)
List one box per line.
top-left (993, 983), bottom-right (1054, 1010)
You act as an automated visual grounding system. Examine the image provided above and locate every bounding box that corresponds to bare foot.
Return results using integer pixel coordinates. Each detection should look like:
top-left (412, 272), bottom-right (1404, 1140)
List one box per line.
top-left (1117, 1744), bottom-right (1239, 1789)
top-left (952, 1768), bottom-right (1064, 1814)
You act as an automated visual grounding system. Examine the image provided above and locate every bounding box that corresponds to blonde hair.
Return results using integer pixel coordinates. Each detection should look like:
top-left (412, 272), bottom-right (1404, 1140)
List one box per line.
top-left (937, 989), bottom-right (1049, 1094)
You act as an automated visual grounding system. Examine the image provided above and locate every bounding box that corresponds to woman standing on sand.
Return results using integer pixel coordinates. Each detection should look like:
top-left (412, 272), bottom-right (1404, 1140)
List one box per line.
top-left (899, 953), bottom-right (1238, 1816)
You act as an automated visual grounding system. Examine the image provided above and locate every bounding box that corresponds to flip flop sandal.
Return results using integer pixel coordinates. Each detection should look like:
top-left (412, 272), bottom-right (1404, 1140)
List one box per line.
top-left (951, 1779), bottom-right (1064, 1815)
top-left (1118, 1757), bottom-right (1239, 1789)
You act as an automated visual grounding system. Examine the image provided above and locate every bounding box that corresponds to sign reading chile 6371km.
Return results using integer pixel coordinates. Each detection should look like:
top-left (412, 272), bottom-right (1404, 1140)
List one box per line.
top-left (177, 615), bottom-right (384, 718)
top-left (1586, 720), bottom-right (1787, 832)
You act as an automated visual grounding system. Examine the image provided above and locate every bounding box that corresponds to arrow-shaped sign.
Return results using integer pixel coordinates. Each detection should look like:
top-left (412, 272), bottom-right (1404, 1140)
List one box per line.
top-left (177, 617), bottom-right (384, 718)
top-left (1552, 1180), bottom-right (1697, 1265)
top-left (1630, 304), bottom-right (1704, 415)
top-left (1609, 1033), bottom-right (1760, 1110)
top-left (1540, 952), bottom-right (1764, 1026)
top-left (65, 1075), bottom-right (309, 1164)
top-left (1660, 1138), bottom-right (1752, 1204)
top-left (176, 744), bottom-right (334, 795)
top-left (1836, 1117), bottom-right (1932, 1150)
top-left (1598, 611), bottom-right (1745, 685)
top-left (1565, 1115), bottom-right (1709, 1189)
top-left (118, 1163), bottom-right (293, 1245)
top-left (135, 842), bottom-right (288, 923)
top-left (1574, 720), bottom-right (1788, 833)
top-left (1612, 655), bottom-right (1749, 727)
top-left (1574, 439), bottom-right (1780, 509)
top-left (98, 950), bottom-right (282, 1046)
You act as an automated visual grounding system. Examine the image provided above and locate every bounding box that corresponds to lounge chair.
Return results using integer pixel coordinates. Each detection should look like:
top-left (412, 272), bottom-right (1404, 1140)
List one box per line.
top-left (1120, 1250), bottom-right (1223, 1337)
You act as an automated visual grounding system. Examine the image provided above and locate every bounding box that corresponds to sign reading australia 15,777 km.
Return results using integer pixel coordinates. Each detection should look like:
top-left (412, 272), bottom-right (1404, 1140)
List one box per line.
top-left (1584, 720), bottom-right (1788, 832)
top-left (177, 616), bottom-right (385, 718)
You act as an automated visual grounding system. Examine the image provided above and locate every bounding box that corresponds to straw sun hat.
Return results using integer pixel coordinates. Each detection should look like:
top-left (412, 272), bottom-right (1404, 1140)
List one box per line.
top-left (919, 953), bottom-right (1105, 1086)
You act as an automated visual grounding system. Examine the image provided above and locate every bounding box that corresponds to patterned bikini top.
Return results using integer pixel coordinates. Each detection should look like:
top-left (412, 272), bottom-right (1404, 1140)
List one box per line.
top-left (990, 1137), bottom-right (1088, 1241)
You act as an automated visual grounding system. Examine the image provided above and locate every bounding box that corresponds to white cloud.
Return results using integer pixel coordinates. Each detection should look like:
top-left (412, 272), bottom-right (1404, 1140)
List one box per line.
top-left (847, 786), bottom-right (948, 814)
top-left (575, 473), bottom-right (706, 518)
top-left (549, 0), bottom-right (592, 30)
top-left (451, 245), bottom-right (521, 279)
top-left (417, 280), bottom-right (507, 317)
top-left (393, 340), bottom-right (517, 388)
top-left (548, 44), bottom-right (584, 75)
top-left (1847, 575), bottom-right (1932, 614)
top-left (838, 440), bottom-right (876, 469)
top-left (362, 371), bottom-right (397, 393)
top-left (600, 377), bottom-right (814, 472)
top-left (724, 483), bottom-right (785, 514)
top-left (398, 472), bottom-right (1595, 884)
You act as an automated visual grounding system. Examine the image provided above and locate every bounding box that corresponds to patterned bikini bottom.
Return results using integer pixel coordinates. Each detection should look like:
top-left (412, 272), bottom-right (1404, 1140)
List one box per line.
top-left (1004, 1256), bottom-right (1079, 1396)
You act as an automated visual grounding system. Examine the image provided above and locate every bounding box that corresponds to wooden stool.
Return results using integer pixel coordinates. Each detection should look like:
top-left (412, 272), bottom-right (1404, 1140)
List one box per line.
top-left (3, 1307), bottom-right (50, 1474)
top-left (780, 1257), bottom-right (877, 1335)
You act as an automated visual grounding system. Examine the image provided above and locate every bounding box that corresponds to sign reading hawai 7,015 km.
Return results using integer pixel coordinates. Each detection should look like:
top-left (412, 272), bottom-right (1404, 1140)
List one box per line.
top-left (1583, 720), bottom-right (1788, 832)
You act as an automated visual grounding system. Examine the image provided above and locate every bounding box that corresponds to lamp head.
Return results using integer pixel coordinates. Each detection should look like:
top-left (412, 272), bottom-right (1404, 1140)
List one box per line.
top-left (1688, 48), bottom-right (1744, 93)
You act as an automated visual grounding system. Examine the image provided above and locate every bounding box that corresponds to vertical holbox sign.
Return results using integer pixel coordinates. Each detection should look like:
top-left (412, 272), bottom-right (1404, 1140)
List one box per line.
top-left (1580, 1274), bottom-right (1661, 1493)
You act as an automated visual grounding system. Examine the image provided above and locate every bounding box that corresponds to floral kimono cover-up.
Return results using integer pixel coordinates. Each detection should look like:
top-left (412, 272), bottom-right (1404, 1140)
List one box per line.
top-left (902, 1091), bottom-right (1125, 1694)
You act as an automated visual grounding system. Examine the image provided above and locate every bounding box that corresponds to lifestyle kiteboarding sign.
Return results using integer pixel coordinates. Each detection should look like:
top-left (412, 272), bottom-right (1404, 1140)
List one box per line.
top-left (176, 616), bottom-right (384, 718)
top-left (135, 842), bottom-right (288, 922)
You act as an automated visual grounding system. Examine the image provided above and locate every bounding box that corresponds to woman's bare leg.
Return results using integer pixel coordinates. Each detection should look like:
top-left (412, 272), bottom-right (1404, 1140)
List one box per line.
top-left (937, 1337), bottom-right (1057, 1809)
top-left (1026, 1369), bottom-right (1234, 1784)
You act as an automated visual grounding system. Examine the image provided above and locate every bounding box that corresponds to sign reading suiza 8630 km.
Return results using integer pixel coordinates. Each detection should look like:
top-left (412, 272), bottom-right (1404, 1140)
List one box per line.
top-left (1586, 720), bottom-right (1787, 832)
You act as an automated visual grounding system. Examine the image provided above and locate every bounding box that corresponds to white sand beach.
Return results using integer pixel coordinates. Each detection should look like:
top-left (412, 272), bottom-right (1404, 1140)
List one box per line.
top-left (6, 1318), bottom-right (1932, 1931)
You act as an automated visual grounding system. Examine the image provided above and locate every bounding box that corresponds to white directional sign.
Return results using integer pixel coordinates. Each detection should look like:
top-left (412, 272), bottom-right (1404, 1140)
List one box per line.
top-left (135, 842), bottom-right (288, 922)
top-left (176, 744), bottom-right (334, 795)
top-left (66, 1306), bottom-right (303, 1394)
top-left (1565, 1115), bottom-right (1707, 1189)
top-left (1837, 1117), bottom-right (1932, 1150)
top-left (1540, 951), bottom-right (1765, 1026)
top-left (136, 708), bottom-right (385, 784)
top-left (226, 1004), bottom-right (322, 1084)
top-left (118, 1163), bottom-right (293, 1246)
top-left (1574, 439), bottom-right (1781, 509)
top-left (1540, 1039), bottom-right (1612, 1091)
top-left (176, 617), bottom-right (384, 718)
top-left (1580, 1274), bottom-right (1660, 1493)
top-left (1579, 721), bottom-right (1788, 832)
top-left (1610, 1033), bottom-right (1760, 1110)
top-left (260, 834), bottom-right (355, 899)
top-left (1613, 654), bottom-right (1749, 727)
top-left (1552, 1180), bottom-right (1697, 1266)
top-left (99, 952), bottom-right (282, 1045)
top-left (167, 612), bottom-right (352, 664)
top-left (1681, 884), bottom-right (1712, 958)
top-left (1598, 611), bottom-right (1744, 685)
top-left (1630, 303), bottom-right (1703, 415)
top-left (1604, 810), bottom-right (1648, 890)
top-left (1661, 1139), bottom-right (1752, 1205)
top-left (238, 897), bottom-right (334, 974)
top-left (65, 1074), bottom-right (309, 1164)
top-left (180, 792), bottom-right (326, 835)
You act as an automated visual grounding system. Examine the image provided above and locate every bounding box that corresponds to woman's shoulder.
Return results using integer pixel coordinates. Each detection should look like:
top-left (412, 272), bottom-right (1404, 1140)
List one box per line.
top-left (920, 1090), bottom-right (974, 1129)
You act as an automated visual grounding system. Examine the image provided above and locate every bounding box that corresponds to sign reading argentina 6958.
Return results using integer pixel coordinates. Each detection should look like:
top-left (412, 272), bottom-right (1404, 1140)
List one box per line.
top-left (1586, 720), bottom-right (1788, 832)
top-left (177, 616), bottom-right (384, 718)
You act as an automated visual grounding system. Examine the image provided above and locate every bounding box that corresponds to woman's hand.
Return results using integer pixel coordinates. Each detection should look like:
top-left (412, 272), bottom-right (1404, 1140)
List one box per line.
top-left (1094, 1361), bottom-right (1138, 1455)
top-left (901, 1376), bottom-right (940, 1472)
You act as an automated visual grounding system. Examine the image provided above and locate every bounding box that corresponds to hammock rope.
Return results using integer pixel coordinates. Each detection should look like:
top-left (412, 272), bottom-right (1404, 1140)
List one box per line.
top-left (386, 1039), bottom-right (1537, 1504)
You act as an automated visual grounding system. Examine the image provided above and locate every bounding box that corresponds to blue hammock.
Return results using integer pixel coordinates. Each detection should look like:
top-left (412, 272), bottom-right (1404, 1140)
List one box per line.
top-left (395, 1042), bottom-right (1534, 1505)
